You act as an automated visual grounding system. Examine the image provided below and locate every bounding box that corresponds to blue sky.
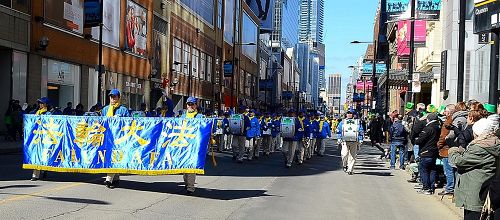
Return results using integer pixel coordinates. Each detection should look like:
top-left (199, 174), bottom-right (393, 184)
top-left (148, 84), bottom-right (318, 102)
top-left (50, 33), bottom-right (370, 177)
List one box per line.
top-left (323, 0), bottom-right (379, 103)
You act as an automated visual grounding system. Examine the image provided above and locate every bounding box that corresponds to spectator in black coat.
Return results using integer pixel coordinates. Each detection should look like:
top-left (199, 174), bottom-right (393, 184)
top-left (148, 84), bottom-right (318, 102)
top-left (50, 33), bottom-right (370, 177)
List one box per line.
top-left (414, 113), bottom-right (441, 195)
top-left (447, 110), bottom-right (487, 149)
top-left (369, 115), bottom-right (385, 157)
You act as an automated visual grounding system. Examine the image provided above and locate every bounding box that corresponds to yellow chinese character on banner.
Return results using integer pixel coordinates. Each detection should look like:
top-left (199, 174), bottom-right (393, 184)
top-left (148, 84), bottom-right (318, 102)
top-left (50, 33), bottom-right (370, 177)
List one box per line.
top-left (167, 120), bottom-right (196, 148)
top-left (33, 118), bottom-right (63, 145)
top-left (74, 120), bottom-right (106, 148)
top-left (115, 120), bottom-right (150, 146)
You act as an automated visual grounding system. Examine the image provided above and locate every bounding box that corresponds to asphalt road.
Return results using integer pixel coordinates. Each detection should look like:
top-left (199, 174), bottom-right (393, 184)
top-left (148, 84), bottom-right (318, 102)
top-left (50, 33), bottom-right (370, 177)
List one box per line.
top-left (0, 140), bottom-right (460, 220)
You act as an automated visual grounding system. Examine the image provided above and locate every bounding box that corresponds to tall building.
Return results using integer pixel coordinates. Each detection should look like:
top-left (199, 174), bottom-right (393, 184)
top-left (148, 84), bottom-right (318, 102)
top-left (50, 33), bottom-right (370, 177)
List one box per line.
top-left (297, 0), bottom-right (325, 108)
top-left (299, 0), bottom-right (324, 44)
top-left (327, 73), bottom-right (341, 113)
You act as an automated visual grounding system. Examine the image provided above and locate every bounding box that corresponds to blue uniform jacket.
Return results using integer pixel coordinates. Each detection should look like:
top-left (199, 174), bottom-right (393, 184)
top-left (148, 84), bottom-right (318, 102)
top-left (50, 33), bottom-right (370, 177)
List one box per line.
top-left (246, 116), bottom-right (261, 139)
top-left (311, 120), bottom-right (320, 138)
top-left (101, 105), bottom-right (130, 117)
top-left (296, 117), bottom-right (309, 140)
top-left (336, 120), bottom-right (364, 141)
top-left (261, 117), bottom-right (273, 136)
top-left (316, 120), bottom-right (332, 139)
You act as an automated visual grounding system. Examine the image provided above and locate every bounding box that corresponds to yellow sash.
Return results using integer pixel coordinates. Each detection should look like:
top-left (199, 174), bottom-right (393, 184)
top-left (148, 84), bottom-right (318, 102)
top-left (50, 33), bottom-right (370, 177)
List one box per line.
top-left (106, 102), bottom-right (121, 117)
top-left (35, 107), bottom-right (47, 115)
top-left (298, 116), bottom-right (305, 130)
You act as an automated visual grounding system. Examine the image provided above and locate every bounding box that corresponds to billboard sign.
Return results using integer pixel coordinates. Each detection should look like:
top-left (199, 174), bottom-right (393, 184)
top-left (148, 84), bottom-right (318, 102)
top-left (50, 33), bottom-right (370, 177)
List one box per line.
top-left (224, 61), bottom-right (233, 77)
top-left (124, 0), bottom-right (147, 57)
top-left (397, 20), bottom-right (427, 56)
top-left (387, 0), bottom-right (411, 22)
top-left (417, 0), bottom-right (442, 20)
top-left (474, 1), bottom-right (500, 33)
top-left (91, 0), bottom-right (120, 47)
top-left (246, 0), bottom-right (276, 29)
top-left (362, 61), bottom-right (387, 75)
top-left (84, 0), bottom-right (101, 28)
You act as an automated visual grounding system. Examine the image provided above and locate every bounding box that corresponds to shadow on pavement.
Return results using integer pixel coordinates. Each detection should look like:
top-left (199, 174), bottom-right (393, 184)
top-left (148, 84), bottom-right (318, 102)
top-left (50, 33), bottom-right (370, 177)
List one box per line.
top-left (357, 171), bottom-right (393, 176)
top-left (46, 196), bottom-right (110, 205)
top-left (0, 184), bottom-right (39, 190)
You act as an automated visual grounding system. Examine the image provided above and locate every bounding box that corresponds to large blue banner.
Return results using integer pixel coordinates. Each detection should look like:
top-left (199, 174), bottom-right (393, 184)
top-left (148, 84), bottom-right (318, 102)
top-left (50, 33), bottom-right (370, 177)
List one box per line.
top-left (22, 115), bottom-right (213, 175)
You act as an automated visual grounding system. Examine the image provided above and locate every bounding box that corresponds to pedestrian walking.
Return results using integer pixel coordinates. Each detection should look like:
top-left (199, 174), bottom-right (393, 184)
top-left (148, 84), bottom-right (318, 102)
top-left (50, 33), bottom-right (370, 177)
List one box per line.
top-left (281, 110), bottom-right (301, 168)
top-left (271, 113), bottom-right (281, 152)
top-left (315, 114), bottom-right (332, 157)
top-left (261, 112), bottom-right (273, 156)
top-left (101, 89), bottom-right (130, 189)
top-left (222, 112), bottom-right (232, 151)
top-left (231, 107), bottom-right (250, 163)
top-left (337, 111), bottom-right (364, 175)
top-left (246, 110), bottom-right (260, 160)
top-left (309, 113), bottom-right (319, 159)
top-left (389, 114), bottom-right (408, 170)
top-left (368, 114), bottom-right (385, 158)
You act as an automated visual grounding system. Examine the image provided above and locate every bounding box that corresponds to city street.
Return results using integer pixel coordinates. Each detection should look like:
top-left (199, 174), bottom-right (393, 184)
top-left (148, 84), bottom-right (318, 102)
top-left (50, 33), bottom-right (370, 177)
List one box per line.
top-left (0, 141), bottom-right (460, 220)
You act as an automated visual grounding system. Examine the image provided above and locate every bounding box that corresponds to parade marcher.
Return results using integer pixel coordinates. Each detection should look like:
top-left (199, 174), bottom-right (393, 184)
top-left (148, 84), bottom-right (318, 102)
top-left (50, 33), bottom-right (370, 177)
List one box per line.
top-left (309, 113), bottom-right (320, 159)
top-left (232, 107), bottom-right (250, 163)
top-left (246, 110), bottom-right (261, 160)
top-left (222, 112), bottom-right (232, 151)
top-left (389, 114), bottom-right (407, 170)
top-left (179, 97), bottom-right (205, 194)
top-left (315, 113), bottom-right (332, 157)
top-left (282, 110), bottom-right (301, 168)
top-left (215, 111), bottom-right (225, 152)
top-left (261, 112), bottom-right (273, 156)
top-left (271, 113), bottom-right (281, 152)
top-left (414, 113), bottom-right (440, 195)
top-left (296, 110), bottom-right (310, 164)
top-left (31, 97), bottom-right (53, 181)
top-left (337, 111), bottom-right (364, 175)
top-left (101, 89), bottom-right (130, 189)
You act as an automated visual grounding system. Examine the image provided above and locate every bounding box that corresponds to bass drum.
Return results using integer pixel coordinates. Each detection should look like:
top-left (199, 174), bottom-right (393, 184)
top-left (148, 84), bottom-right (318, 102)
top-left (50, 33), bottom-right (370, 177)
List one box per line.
top-left (280, 117), bottom-right (296, 138)
top-left (229, 114), bottom-right (244, 135)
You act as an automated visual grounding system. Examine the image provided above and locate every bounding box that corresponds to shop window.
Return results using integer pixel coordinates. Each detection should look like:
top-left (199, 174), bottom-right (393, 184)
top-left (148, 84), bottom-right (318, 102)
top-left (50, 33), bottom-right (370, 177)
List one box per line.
top-left (192, 49), bottom-right (199, 78)
top-left (1, 0), bottom-right (30, 14)
top-left (173, 38), bottom-right (182, 72)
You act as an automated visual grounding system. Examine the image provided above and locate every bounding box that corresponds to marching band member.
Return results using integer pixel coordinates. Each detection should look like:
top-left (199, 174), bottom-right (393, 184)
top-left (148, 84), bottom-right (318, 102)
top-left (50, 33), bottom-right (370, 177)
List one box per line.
top-left (337, 111), bottom-right (364, 175)
top-left (309, 112), bottom-right (320, 159)
top-left (102, 89), bottom-right (130, 188)
top-left (316, 113), bottom-right (332, 157)
top-left (232, 107), bottom-right (250, 163)
top-left (261, 112), bottom-right (273, 156)
top-left (282, 110), bottom-right (301, 168)
top-left (246, 110), bottom-right (261, 160)
top-left (296, 110), bottom-right (310, 165)
top-left (215, 111), bottom-right (225, 152)
top-left (180, 97), bottom-right (205, 194)
top-left (272, 113), bottom-right (283, 152)
top-left (222, 112), bottom-right (232, 151)
top-left (31, 97), bottom-right (52, 181)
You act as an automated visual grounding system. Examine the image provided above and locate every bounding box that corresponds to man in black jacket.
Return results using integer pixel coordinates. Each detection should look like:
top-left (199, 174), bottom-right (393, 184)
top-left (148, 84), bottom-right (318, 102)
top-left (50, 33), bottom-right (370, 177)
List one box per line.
top-left (389, 114), bottom-right (407, 170)
top-left (414, 113), bottom-right (441, 195)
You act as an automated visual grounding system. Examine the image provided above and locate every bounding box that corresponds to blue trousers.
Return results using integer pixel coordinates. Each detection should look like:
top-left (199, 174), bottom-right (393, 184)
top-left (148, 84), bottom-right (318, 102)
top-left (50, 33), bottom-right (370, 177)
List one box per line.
top-left (419, 157), bottom-right (437, 191)
top-left (442, 157), bottom-right (455, 192)
top-left (390, 141), bottom-right (405, 169)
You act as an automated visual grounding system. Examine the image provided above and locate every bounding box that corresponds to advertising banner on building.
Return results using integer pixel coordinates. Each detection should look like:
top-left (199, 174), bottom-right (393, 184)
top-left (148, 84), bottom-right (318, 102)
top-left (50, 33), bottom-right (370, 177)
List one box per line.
top-left (397, 20), bottom-right (427, 56)
top-left (84, 0), bottom-right (101, 28)
top-left (179, 0), bottom-right (215, 27)
top-left (246, 0), bottom-right (276, 29)
top-left (387, 0), bottom-right (411, 22)
top-left (417, 0), bottom-right (442, 20)
top-left (91, 0), bottom-right (120, 47)
top-left (45, 0), bottom-right (84, 34)
top-left (124, 0), bottom-right (147, 56)
top-left (362, 62), bottom-right (387, 75)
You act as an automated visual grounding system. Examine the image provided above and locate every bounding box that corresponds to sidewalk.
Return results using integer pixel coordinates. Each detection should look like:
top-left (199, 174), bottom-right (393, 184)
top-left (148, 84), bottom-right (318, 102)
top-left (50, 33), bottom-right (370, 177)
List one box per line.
top-left (381, 158), bottom-right (464, 218)
top-left (0, 139), bottom-right (22, 154)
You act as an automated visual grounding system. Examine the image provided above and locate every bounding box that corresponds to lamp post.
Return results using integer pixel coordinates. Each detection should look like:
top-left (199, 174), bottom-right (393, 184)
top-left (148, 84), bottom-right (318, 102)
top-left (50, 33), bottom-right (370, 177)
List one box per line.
top-left (348, 65), bottom-right (366, 115)
top-left (350, 40), bottom-right (378, 112)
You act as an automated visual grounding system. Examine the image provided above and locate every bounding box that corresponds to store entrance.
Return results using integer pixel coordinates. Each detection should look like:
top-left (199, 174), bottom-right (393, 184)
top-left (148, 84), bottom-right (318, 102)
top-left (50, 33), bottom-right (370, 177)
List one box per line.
top-left (47, 83), bottom-right (75, 109)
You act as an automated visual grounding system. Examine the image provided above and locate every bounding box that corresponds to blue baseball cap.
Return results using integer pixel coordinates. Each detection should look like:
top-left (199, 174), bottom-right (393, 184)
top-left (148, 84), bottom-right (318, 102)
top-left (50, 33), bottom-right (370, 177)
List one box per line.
top-left (186, 97), bottom-right (197, 104)
top-left (37, 97), bottom-right (51, 105)
top-left (108, 89), bottom-right (120, 97)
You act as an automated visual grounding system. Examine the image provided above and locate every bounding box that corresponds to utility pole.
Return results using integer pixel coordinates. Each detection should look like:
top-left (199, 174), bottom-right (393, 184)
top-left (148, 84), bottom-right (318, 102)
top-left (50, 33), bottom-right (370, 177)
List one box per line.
top-left (489, 31), bottom-right (499, 105)
top-left (406, 0), bottom-right (416, 104)
top-left (372, 40), bottom-right (377, 113)
top-left (97, 0), bottom-right (104, 104)
top-left (457, 0), bottom-right (466, 102)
